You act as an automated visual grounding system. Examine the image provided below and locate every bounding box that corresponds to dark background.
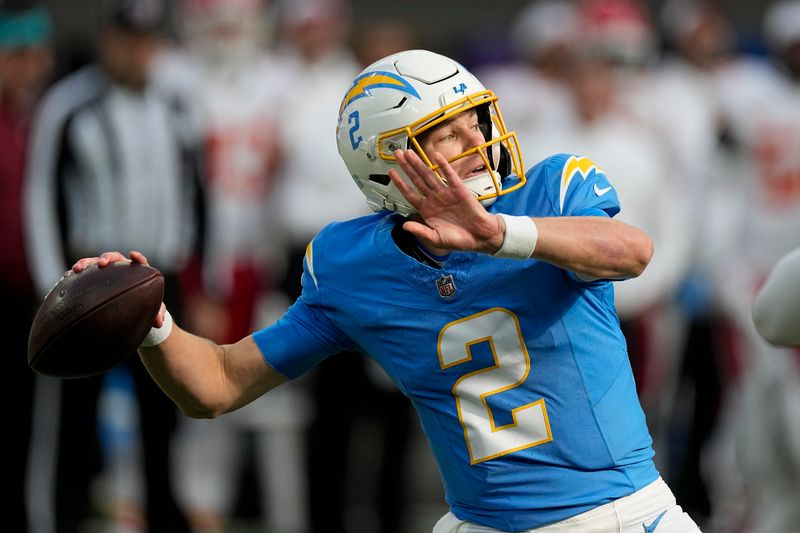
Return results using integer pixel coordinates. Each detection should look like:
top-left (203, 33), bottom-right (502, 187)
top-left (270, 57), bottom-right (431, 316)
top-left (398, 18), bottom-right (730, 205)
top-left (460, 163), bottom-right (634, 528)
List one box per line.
top-left (31, 0), bottom-right (774, 75)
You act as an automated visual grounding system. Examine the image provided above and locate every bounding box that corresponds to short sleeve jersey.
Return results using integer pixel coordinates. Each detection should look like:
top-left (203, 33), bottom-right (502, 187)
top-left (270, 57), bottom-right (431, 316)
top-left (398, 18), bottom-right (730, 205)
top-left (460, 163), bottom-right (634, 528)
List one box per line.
top-left (253, 153), bottom-right (659, 531)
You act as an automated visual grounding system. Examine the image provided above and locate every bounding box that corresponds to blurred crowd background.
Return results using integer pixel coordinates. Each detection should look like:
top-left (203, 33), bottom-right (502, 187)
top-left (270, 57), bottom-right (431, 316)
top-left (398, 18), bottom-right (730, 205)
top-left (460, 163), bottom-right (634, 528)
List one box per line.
top-left (3, 0), bottom-right (800, 532)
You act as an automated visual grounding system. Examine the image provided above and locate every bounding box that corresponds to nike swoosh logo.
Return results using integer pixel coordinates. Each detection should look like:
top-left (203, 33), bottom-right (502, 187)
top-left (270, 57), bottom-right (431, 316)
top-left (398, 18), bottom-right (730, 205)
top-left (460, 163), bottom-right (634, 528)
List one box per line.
top-left (643, 510), bottom-right (667, 533)
top-left (594, 184), bottom-right (613, 196)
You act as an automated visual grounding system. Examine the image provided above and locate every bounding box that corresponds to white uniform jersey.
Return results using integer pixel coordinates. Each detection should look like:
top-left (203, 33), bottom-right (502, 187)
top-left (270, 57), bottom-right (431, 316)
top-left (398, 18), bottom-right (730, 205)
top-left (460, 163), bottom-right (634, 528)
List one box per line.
top-left (615, 59), bottom-right (721, 279)
top-left (272, 48), bottom-right (369, 246)
top-left (153, 49), bottom-right (290, 297)
top-left (618, 61), bottom-right (719, 191)
top-left (154, 47), bottom-right (312, 533)
top-left (713, 58), bottom-right (800, 275)
top-left (476, 63), bottom-right (575, 143)
top-left (705, 56), bottom-right (800, 533)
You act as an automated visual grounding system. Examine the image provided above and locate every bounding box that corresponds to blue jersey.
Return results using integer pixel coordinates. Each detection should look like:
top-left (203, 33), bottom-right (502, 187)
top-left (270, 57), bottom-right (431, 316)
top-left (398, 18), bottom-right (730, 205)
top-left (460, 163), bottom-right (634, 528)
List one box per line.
top-left (253, 153), bottom-right (659, 531)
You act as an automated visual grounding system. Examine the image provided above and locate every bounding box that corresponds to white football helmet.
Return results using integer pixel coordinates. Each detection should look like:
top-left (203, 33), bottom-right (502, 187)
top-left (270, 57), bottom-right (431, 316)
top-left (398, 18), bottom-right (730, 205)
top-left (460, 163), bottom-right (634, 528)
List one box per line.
top-left (336, 49), bottom-right (526, 216)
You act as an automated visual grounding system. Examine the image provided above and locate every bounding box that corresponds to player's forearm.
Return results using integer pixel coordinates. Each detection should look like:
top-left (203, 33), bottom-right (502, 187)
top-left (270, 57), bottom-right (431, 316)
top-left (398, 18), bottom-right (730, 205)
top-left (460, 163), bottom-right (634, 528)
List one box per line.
top-left (531, 216), bottom-right (653, 280)
top-left (139, 324), bottom-right (287, 418)
top-left (138, 325), bottom-right (230, 418)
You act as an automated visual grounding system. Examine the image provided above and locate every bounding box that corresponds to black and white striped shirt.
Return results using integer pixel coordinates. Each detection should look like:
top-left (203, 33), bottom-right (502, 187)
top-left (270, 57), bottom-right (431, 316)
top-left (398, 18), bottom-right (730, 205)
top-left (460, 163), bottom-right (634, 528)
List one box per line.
top-left (24, 65), bottom-right (204, 296)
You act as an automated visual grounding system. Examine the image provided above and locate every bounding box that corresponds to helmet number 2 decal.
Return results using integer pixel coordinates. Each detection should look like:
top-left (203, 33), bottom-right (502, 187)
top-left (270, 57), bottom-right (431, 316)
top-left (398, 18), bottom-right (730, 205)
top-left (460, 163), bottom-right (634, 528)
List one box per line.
top-left (348, 110), bottom-right (363, 150)
top-left (438, 308), bottom-right (552, 464)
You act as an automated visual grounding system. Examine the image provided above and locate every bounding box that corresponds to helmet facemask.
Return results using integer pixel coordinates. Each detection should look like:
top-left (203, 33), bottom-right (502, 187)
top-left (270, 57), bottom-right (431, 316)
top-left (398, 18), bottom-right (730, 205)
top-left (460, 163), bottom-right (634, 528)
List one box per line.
top-left (378, 91), bottom-right (525, 209)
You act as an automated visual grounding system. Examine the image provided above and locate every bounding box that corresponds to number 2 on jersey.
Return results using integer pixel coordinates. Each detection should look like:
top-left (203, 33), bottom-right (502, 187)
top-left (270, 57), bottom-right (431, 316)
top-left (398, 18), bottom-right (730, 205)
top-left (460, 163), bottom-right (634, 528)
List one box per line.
top-left (438, 308), bottom-right (552, 464)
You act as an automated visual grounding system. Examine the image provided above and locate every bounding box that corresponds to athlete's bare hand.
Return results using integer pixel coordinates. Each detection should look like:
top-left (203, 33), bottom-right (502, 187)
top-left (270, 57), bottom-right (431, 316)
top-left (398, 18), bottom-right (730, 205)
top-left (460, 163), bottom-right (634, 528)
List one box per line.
top-left (69, 251), bottom-right (167, 327)
top-left (389, 150), bottom-right (504, 254)
top-left (70, 250), bottom-right (149, 273)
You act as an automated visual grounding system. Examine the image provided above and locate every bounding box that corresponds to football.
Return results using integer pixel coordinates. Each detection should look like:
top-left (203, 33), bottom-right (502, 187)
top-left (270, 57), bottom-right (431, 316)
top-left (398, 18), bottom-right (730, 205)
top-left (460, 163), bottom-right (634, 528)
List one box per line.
top-left (28, 261), bottom-right (164, 378)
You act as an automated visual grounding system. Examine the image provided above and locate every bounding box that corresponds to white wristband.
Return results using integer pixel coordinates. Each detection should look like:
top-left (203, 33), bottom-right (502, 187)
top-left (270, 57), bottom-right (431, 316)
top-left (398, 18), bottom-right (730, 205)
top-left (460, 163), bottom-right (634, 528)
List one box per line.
top-left (140, 310), bottom-right (173, 348)
top-left (492, 214), bottom-right (538, 259)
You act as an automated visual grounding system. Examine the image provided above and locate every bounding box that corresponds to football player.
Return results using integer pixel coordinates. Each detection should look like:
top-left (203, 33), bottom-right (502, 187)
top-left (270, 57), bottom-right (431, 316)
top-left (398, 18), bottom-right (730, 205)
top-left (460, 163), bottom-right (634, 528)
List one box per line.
top-left (72, 50), bottom-right (701, 532)
top-left (155, 1), bottom-right (310, 531)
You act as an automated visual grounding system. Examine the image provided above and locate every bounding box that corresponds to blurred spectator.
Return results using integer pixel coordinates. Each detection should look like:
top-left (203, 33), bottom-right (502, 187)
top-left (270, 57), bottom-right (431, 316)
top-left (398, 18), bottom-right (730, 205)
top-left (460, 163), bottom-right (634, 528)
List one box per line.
top-left (476, 0), bottom-right (578, 143)
top-left (579, 0), bottom-right (717, 200)
top-left (656, 0), bottom-right (744, 526)
top-left (0, 4), bottom-right (53, 531)
top-left (577, 0), bottom-right (657, 67)
top-left (352, 18), bottom-right (417, 67)
top-left (23, 0), bottom-right (203, 530)
top-left (272, 0), bottom-right (366, 248)
top-left (660, 0), bottom-right (737, 71)
top-left (155, 0), bottom-right (312, 531)
top-left (705, 2), bottom-right (800, 532)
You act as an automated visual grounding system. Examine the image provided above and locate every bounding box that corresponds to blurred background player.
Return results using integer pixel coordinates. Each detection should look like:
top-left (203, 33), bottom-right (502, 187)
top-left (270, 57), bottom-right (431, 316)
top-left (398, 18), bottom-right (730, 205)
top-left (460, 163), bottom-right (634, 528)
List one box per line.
top-left (352, 17), bottom-right (417, 68)
top-left (707, 2), bottom-right (800, 531)
top-left (656, 0), bottom-right (744, 525)
top-left (0, 3), bottom-right (53, 531)
top-left (172, 0), bottom-right (285, 377)
top-left (155, 0), bottom-right (312, 531)
top-left (23, 0), bottom-right (203, 530)
top-left (476, 0), bottom-right (578, 148)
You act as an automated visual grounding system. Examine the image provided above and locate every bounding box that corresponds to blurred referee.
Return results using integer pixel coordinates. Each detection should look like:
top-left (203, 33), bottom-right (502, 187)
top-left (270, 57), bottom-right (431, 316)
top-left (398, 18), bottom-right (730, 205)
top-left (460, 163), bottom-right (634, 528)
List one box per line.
top-left (24, 0), bottom-right (203, 530)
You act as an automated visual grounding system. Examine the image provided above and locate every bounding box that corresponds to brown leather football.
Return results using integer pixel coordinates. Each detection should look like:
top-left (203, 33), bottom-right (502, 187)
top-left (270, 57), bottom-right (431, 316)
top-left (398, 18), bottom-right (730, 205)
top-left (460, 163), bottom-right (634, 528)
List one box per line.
top-left (28, 261), bottom-right (164, 378)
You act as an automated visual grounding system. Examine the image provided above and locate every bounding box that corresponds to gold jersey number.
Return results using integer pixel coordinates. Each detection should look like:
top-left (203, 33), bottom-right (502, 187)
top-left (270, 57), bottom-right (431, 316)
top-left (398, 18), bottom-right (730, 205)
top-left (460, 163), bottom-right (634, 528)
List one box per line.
top-left (438, 308), bottom-right (552, 464)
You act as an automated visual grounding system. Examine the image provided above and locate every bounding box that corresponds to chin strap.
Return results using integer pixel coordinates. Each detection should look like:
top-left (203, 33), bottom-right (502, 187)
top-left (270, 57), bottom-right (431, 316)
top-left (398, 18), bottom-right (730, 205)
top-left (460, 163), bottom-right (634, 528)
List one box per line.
top-left (464, 170), bottom-right (502, 206)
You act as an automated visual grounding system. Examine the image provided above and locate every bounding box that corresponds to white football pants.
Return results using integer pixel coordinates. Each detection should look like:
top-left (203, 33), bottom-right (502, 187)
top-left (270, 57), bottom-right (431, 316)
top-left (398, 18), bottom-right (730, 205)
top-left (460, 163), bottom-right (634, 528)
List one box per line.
top-left (433, 477), bottom-right (701, 533)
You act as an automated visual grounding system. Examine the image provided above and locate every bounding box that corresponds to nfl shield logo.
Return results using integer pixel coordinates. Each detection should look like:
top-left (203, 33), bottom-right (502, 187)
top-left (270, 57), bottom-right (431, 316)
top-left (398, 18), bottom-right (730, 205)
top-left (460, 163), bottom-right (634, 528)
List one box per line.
top-left (436, 274), bottom-right (457, 299)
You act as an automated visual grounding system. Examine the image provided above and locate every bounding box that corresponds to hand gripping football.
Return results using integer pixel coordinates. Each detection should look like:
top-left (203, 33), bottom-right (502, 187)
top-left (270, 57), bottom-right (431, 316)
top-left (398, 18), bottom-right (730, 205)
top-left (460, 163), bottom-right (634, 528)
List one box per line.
top-left (28, 261), bottom-right (164, 378)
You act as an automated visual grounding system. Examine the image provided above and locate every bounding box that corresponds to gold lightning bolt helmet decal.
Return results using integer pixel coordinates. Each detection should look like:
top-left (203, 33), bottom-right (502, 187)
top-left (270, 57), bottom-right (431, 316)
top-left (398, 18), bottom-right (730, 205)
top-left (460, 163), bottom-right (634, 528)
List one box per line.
top-left (338, 71), bottom-right (421, 116)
